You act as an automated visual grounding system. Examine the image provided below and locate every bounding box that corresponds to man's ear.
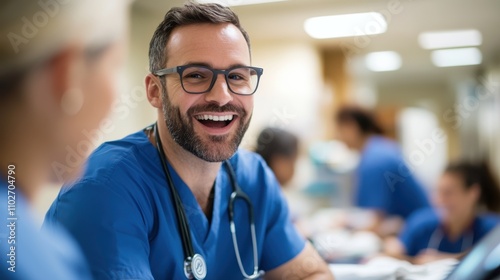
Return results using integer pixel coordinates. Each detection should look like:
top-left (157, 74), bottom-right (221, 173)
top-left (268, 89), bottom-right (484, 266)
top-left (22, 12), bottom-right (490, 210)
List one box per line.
top-left (47, 43), bottom-right (85, 107)
top-left (146, 73), bottom-right (163, 109)
top-left (469, 183), bottom-right (481, 203)
top-left (24, 43), bottom-right (85, 117)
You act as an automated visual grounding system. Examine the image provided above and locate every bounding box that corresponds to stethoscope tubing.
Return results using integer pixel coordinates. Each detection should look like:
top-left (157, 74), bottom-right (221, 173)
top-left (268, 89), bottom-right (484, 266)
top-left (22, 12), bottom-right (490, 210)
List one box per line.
top-left (153, 122), bottom-right (263, 280)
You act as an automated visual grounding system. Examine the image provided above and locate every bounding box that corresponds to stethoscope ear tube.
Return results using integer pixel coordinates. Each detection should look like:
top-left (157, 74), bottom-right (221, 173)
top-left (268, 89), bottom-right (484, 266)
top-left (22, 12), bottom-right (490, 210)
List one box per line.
top-left (225, 161), bottom-right (255, 224)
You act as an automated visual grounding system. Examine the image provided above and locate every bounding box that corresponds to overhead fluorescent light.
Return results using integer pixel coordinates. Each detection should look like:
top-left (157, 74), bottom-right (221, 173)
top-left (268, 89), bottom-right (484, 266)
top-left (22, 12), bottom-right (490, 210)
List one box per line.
top-left (196, 0), bottom-right (287, 6)
top-left (431, 47), bottom-right (482, 67)
top-left (304, 12), bottom-right (387, 39)
top-left (418, 29), bottom-right (482, 50)
top-left (365, 51), bottom-right (402, 72)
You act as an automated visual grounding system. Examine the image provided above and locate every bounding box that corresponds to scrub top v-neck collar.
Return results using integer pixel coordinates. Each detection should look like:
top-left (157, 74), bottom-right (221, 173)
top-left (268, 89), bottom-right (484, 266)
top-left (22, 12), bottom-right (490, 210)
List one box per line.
top-left (143, 130), bottom-right (224, 249)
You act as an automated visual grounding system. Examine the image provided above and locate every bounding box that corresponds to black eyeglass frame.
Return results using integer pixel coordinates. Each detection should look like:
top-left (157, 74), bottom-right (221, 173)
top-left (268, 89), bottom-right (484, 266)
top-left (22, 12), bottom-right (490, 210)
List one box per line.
top-left (154, 64), bottom-right (264, 96)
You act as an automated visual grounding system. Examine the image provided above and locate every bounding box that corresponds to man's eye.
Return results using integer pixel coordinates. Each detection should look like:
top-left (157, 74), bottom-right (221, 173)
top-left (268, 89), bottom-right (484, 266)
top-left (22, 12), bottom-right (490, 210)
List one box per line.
top-left (185, 73), bottom-right (205, 79)
top-left (228, 74), bottom-right (247, 81)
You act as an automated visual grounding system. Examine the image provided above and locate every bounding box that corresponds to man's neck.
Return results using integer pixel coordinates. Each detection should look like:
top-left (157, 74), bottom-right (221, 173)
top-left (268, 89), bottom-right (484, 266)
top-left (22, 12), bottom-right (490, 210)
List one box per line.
top-left (151, 122), bottom-right (222, 216)
top-left (357, 133), bottom-right (373, 151)
top-left (0, 136), bottom-right (46, 203)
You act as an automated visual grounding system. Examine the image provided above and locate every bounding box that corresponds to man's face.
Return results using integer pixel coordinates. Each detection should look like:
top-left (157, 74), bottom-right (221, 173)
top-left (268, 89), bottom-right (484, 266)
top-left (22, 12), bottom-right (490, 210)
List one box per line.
top-left (161, 23), bottom-right (253, 162)
top-left (433, 172), bottom-right (478, 222)
top-left (336, 121), bottom-right (361, 150)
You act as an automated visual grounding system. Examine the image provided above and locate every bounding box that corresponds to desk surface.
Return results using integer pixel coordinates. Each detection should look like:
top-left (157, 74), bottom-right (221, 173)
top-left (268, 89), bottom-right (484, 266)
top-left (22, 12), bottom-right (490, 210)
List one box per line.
top-left (330, 256), bottom-right (458, 280)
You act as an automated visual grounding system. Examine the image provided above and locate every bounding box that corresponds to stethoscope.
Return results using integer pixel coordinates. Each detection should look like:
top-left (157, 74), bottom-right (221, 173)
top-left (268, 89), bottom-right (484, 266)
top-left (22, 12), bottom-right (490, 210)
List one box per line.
top-left (428, 226), bottom-right (474, 252)
top-left (153, 123), bottom-right (265, 280)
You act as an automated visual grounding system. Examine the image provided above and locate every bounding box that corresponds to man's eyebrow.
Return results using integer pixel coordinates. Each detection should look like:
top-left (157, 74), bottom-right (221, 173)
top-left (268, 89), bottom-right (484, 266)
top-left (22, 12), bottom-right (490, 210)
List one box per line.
top-left (183, 62), bottom-right (250, 69)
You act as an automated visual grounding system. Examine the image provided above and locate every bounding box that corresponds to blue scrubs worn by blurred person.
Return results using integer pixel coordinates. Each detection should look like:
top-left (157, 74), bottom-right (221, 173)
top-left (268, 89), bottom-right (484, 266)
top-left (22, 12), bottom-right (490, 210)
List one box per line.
top-left (397, 162), bottom-right (500, 264)
top-left (335, 106), bottom-right (429, 235)
top-left (44, 3), bottom-right (334, 280)
top-left (0, 181), bottom-right (90, 279)
top-left (0, 1), bottom-right (129, 279)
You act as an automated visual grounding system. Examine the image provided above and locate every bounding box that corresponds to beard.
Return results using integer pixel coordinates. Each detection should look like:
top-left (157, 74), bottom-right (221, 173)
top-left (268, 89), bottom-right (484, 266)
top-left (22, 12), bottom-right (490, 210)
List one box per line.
top-left (160, 84), bottom-right (251, 162)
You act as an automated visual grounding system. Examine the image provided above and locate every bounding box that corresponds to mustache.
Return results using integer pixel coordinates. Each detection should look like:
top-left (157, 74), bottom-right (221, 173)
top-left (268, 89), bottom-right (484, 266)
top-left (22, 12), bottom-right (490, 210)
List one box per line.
top-left (187, 103), bottom-right (247, 117)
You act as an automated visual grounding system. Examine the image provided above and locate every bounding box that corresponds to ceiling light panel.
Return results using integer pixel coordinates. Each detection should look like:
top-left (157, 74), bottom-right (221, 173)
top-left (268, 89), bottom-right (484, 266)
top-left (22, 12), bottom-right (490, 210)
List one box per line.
top-left (365, 51), bottom-right (402, 72)
top-left (304, 12), bottom-right (387, 39)
top-left (197, 0), bottom-right (287, 7)
top-left (418, 29), bottom-right (482, 50)
top-left (431, 47), bottom-right (482, 67)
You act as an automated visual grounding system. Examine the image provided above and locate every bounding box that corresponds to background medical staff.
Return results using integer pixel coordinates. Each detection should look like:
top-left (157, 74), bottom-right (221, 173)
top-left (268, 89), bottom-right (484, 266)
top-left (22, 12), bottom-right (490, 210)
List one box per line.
top-left (390, 161), bottom-right (500, 264)
top-left (255, 127), bottom-right (309, 232)
top-left (0, 1), bottom-right (129, 279)
top-left (255, 127), bottom-right (299, 186)
top-left (335, 105), bottom-right (430, 236)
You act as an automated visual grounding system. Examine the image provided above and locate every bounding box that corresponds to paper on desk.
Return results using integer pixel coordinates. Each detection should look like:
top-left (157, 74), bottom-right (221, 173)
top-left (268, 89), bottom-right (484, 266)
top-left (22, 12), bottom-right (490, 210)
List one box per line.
top-left (330, 256), bottom-right (458, 280)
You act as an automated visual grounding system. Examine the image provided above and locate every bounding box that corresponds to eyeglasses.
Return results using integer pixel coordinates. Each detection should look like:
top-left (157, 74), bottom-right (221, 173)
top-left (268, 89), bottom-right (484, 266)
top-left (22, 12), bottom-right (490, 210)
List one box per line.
top-left (154, 64), bottom-right (264, 95)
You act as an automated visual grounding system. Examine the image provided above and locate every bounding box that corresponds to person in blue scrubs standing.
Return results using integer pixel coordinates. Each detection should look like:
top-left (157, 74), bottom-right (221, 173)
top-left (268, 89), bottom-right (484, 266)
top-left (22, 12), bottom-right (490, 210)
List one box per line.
top-left (389, 161), bottom-right (500, 264)
top-left (44, 3), bottom-right (334, 280)
top-left (0, 1), bottom-right (130, 279)
top-left (335, 106), bottom-right (430, 236)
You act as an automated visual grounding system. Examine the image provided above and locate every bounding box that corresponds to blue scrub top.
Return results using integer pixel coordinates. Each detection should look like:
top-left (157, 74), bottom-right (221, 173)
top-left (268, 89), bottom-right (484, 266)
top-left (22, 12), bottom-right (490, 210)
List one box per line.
top-left (355, 136), bottom-right (430, 219)
top-left (44, 130), bottom-right (305, 280)
top-left (399, 208), bottom-right (500, 256)
top-left (0, 179), bottom-right (91, 280)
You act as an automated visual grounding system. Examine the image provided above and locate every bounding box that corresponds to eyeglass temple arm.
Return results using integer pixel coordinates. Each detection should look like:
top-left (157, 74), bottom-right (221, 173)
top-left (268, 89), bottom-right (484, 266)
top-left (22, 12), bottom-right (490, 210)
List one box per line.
top-left (154, 67), bottom-right (178, 77)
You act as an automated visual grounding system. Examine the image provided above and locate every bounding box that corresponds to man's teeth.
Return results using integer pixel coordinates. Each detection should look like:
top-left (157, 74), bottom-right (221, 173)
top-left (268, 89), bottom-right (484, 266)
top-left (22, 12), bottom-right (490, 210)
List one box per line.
top-left (195, 115), bottom-right (234, 121)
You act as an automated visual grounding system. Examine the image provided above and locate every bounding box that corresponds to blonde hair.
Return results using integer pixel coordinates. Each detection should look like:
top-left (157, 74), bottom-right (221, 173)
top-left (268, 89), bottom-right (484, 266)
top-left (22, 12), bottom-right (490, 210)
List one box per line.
top-left (0, 0), bottom-right (130, 76)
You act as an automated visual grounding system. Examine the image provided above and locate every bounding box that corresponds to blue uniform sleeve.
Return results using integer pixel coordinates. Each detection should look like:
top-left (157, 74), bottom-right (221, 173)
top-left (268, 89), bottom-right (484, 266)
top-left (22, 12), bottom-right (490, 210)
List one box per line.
top-left (399, 209), bottom-right (437, 257)
top-left (44, 176), bottom-right (154, 280)
top-left (399, 215), bottom-right (422, 256)
top-left (258, 162), bottom-right (306, 271)
top-left (476, 214), bottom-right (500, 241)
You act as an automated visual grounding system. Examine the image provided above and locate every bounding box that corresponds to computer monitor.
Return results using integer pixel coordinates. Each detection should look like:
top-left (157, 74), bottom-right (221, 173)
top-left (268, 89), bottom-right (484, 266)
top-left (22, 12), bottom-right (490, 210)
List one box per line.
top-left (444, 225), bottom-right (500, 280)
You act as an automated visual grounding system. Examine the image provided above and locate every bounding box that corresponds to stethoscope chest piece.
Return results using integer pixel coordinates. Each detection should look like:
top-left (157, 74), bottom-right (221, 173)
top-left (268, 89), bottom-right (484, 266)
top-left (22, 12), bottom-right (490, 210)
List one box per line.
top-left (184, 254), bottom-right (207, 280)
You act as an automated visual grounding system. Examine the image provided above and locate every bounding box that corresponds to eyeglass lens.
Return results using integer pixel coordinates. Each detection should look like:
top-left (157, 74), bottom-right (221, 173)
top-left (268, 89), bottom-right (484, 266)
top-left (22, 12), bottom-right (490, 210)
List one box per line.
top-left (181, 66), bottom-right (259, 95)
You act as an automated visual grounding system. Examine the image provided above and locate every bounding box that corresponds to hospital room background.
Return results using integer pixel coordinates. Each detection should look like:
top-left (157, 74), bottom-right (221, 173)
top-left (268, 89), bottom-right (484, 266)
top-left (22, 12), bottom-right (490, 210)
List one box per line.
top-left (34, 0), bottom-right (500, 275)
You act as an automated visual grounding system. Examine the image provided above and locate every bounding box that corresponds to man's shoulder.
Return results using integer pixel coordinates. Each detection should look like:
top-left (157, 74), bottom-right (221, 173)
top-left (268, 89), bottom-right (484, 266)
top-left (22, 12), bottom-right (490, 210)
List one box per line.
top-left (227, 149), bottom-right (278, 192)
top-left (230, 148), bottom-right (264, 162)
top-left (476, 213), bottom-right (500, 234)
top-left (228, 149), bottom-right (267, 174)
top-left (362, 136), bottom-right (401, 163)
top-left (71, 130), bottom-right (153, 186)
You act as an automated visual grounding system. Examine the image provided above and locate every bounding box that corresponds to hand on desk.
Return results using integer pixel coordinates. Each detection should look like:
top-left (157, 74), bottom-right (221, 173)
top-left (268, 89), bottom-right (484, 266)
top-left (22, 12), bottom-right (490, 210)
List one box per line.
top-left (413, 249), bottom-right (460, 265)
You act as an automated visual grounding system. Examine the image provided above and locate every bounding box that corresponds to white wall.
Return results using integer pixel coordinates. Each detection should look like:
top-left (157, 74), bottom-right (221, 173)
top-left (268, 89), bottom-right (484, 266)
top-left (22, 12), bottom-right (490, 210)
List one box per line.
top-left (398, 107), bottom-right (448, 190)
top-left (242, 40), bottom-right (324, 150)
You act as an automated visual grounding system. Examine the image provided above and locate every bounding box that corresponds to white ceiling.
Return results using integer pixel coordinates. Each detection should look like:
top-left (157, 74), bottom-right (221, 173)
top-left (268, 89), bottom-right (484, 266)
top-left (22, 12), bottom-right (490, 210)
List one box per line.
top-left (134, 0), bottom-right (500, 87)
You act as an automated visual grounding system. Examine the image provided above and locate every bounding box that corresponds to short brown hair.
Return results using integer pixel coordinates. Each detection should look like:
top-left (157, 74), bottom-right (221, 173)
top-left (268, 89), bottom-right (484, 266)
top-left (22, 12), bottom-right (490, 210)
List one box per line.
top-left (148, 2), bottom-right (251, 72)
top-left (336, 105), bottom-right (384, 135)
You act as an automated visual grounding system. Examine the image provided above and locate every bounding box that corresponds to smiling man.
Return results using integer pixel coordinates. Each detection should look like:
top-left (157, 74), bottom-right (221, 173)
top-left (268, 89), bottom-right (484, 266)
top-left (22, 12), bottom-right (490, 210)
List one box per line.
top-left (44, 2), bottom-right (333, 280)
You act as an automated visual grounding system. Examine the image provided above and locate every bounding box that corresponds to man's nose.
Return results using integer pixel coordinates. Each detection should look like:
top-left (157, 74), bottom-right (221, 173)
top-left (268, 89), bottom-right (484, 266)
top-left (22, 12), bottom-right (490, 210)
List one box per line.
top-left (204, 74), bottom-right (233, 106)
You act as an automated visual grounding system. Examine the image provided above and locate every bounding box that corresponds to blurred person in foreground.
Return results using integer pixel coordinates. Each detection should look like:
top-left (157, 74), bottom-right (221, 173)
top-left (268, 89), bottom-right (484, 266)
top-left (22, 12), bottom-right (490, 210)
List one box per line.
top-left (335, 105), bottom-right (430, 236)
top-left (44, 3), bottom-right (333, 280)
top-left (385, 161), bottom-right (500, 264)
top-left (0, 0), bottom-right (129, 279)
